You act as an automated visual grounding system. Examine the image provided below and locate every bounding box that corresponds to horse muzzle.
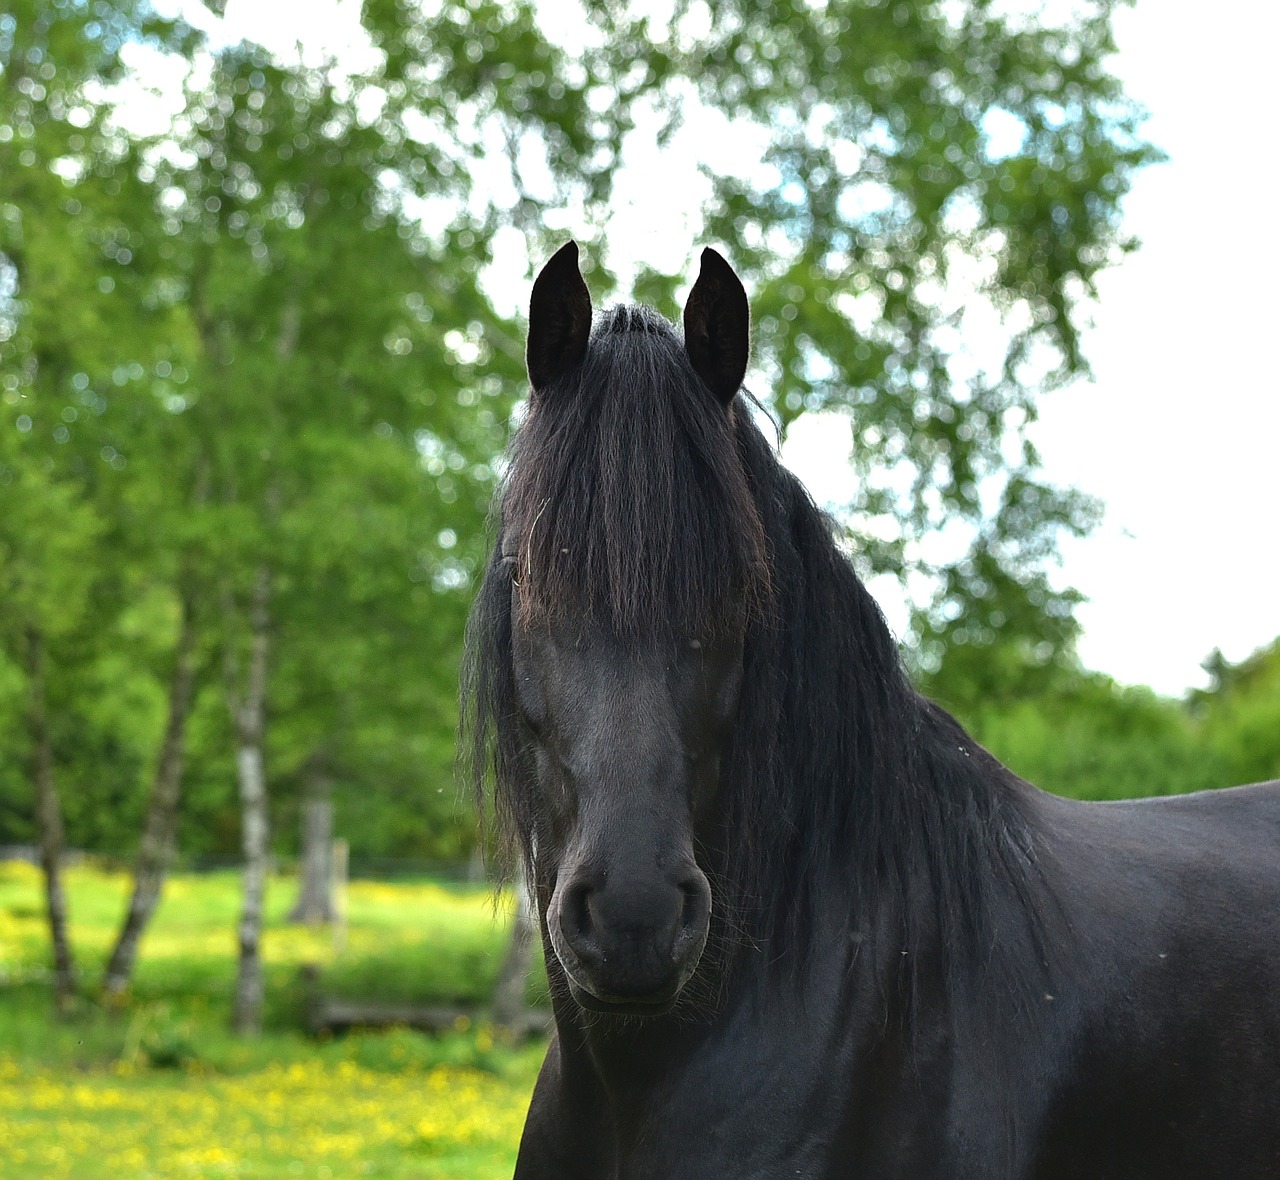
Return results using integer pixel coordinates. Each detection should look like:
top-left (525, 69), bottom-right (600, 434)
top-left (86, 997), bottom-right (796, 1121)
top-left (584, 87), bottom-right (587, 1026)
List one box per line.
top-left (548, 865), bottom-right (712, 1014)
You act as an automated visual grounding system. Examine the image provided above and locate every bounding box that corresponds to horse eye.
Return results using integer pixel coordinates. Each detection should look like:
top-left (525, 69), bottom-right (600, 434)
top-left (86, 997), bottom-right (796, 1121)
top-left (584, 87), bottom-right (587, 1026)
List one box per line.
top-left (688, 638), bottom-right (703, 650)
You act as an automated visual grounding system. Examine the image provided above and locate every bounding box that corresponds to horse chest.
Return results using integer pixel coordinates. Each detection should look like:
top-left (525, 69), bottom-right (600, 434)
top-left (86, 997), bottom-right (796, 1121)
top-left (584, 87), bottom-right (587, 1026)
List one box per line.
top-left (521, 974), bottom-right (919, 1180)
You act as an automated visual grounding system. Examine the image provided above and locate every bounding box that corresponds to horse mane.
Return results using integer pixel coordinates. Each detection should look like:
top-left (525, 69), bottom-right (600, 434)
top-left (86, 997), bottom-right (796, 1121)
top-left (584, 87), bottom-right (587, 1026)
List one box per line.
top-left (463, 302), bottom-right (1043, 1015)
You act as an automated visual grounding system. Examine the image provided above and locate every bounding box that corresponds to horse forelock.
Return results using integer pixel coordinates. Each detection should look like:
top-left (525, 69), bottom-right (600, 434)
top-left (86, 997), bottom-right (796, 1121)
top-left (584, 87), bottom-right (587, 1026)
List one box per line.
top-left (499, 305), bottom-right (769, 640)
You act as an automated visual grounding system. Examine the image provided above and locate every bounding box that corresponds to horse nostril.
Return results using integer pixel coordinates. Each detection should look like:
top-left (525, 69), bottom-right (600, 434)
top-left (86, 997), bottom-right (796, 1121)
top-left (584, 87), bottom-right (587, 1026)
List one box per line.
top-left (674, 874), bottom-right (712, 957)
top-left (558, 880), bottom-right (603, 966)
top-left (680, 885), bottom-right (697, 929)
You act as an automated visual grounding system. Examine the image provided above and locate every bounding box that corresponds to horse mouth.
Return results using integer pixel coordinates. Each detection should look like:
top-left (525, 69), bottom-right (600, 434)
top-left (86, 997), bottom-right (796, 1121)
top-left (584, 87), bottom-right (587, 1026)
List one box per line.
top-left (567, 978), bottom-right (679, 1017)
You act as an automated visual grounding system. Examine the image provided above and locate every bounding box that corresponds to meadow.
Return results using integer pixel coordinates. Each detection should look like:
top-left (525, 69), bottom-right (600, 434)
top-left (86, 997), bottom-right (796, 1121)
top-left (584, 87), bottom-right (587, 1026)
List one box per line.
top-left (0, 861), bottom-right (545, 1179)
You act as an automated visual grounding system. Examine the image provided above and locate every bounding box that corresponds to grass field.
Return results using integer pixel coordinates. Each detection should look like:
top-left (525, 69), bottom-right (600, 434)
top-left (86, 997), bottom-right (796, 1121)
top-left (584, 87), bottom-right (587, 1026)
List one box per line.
top-left (0, 861), bottom-right (545, 1178)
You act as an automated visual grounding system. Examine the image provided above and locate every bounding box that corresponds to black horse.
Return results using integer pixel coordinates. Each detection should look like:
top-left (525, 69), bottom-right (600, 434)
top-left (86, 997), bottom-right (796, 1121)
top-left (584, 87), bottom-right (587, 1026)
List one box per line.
top-left (465, 242), bottom-right (1280, 1178)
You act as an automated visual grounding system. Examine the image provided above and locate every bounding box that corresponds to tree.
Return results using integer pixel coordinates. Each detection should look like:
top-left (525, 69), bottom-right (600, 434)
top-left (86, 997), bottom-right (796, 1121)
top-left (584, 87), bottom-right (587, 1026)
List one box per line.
top-left (2, 0), bottom-right (222, 1008)
top-left (0, 461), bottom-right (102, 1010)
top-left (1196, 640), bottom-right (1280, 787)
top-left (0, 0), bottom-right (184, 1008)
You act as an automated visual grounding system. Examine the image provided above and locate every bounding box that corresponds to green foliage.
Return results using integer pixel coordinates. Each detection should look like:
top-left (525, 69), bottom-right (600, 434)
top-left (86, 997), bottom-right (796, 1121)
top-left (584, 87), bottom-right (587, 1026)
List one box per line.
top-left (1195, 640), bottom-right (1280, 786)
top-left (957, 672), bottom-right (1229, 801)
top-left (931, 641), bottom-right (1280, 806)
top-left (912, 481), bottom-right (1097, 713)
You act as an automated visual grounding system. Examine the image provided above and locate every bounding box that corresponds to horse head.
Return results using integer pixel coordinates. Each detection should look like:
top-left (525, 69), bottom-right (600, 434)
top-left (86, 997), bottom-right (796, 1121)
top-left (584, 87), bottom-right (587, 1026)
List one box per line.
top-left (490, 242), bottom-right (764, 1015)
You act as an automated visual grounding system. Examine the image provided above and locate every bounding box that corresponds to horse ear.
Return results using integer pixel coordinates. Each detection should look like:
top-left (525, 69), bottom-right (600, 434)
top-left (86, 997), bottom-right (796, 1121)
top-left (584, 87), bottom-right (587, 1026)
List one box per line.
top-left (683, 247), bottom-right (750, 405)
top-left (527, 241), bottom-right (592, 393)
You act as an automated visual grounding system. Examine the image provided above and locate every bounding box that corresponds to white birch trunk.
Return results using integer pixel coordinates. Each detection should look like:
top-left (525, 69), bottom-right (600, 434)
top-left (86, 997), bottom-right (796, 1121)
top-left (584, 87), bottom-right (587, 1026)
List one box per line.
top-left (230, 565), bottom-right (272, 1035)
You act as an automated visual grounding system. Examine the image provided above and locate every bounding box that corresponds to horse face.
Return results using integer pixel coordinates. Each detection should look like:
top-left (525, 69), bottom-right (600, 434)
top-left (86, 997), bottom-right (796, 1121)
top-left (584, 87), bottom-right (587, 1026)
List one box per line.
top-left (510, 606), bottom-right (744, 1015)
top-left (503, 241), bottom-right (755, 1015)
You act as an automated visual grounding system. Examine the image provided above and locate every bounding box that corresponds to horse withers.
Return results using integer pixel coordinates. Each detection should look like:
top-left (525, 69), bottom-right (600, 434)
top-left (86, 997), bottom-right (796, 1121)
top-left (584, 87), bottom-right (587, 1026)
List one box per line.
top-left (464, 242), bottom-right (1280, 1178)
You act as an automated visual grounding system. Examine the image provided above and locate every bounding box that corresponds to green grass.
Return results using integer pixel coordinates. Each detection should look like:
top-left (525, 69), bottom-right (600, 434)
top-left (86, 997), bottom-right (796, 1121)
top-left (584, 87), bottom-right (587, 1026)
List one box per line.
top-left (0, 861), bottom-right (546, 1178)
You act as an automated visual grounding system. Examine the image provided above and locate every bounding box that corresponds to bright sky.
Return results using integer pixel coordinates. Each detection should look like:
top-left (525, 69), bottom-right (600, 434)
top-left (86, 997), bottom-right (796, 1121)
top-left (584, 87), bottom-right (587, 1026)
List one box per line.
top-left (130, 0), bottom-right (1279, 697)
top-left (1013, 1), bottom-right (1280, 694)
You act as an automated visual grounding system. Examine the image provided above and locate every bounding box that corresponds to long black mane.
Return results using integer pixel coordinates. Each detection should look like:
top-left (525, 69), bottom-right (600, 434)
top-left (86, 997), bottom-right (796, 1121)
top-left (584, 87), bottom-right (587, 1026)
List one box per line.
top-left (465, 302), bottom-right (1041, 1006)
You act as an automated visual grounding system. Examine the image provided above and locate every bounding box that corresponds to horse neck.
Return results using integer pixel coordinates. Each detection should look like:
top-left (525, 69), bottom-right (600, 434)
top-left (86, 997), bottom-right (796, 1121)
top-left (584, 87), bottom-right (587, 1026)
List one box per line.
top-left (721, 455), bottom-right (1038, 994)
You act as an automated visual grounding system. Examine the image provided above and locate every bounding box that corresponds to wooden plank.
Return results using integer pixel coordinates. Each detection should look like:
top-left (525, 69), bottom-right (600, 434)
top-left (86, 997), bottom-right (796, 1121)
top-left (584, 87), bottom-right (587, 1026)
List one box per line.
top-left (298, 964), bottom-right (550, 1039)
